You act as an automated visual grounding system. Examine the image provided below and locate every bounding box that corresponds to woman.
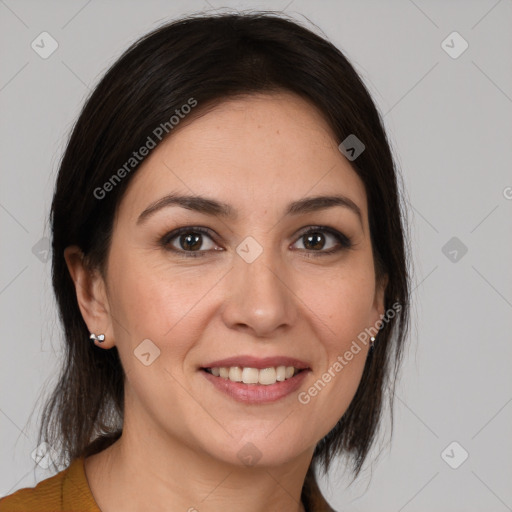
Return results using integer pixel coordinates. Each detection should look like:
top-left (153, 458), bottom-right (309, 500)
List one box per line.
top-left (0, 11), bottom-right (410, 512)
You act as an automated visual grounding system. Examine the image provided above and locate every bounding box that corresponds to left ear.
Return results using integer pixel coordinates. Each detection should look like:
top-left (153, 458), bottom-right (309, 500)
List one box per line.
top-left (371, 272), bottom-right (388, 326)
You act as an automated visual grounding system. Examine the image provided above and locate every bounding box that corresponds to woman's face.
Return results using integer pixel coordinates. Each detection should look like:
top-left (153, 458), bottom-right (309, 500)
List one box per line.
top-left (96, 92), bottom-right (386, 467)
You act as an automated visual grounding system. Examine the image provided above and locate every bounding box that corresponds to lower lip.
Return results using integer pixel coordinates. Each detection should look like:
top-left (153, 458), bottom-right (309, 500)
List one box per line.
top-left (200, 369), bottom-right (310, 404)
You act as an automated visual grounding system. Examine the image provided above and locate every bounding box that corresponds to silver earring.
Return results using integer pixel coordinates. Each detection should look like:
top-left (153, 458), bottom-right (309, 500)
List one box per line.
top-left (90, 333), bottom-right (105, 343)
top-left (369, 336), bottom-right (376, 353)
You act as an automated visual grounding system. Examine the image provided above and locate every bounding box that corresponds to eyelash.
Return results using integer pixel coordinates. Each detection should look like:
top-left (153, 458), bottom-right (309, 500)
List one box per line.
top-left (159, 226), bottom-right (353, 259)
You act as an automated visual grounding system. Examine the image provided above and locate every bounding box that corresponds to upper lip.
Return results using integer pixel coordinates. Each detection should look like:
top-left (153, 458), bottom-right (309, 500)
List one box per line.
top-left (201, 355), bottom-right (311, 370)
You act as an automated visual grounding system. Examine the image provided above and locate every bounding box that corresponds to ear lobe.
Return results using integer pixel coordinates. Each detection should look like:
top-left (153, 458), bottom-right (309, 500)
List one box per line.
top-left (64, 245), bottom-right (113, 345)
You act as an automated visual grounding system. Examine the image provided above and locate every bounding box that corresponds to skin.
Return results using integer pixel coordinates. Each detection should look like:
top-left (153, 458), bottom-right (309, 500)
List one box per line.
top-left (65, 91), bottom-right (387, 512)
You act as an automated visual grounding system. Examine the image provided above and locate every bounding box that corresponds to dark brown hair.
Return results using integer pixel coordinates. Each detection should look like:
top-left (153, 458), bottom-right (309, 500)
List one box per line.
top-left (38, 10), bottom-right (410, 488)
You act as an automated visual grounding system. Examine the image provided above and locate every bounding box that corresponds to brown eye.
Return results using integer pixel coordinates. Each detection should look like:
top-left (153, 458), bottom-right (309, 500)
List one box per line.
top-left (160, 225), bottom-right (352, 259)
top-left (303, 232), bottom-right (326, 250)
top-left (161, 227), bottom-right (220, 257)
top-left (178, 232), bottom-right (203, 251)
top-left (292, 226), bottom-right (352, 256)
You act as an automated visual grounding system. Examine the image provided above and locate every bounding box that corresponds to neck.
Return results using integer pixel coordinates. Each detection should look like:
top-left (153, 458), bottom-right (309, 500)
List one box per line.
top-left (85, 419), bottom-right (314, 512)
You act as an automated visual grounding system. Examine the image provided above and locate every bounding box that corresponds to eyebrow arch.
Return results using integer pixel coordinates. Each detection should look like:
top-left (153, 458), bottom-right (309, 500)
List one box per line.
top-left (136, 193), bottom-right (362, 226)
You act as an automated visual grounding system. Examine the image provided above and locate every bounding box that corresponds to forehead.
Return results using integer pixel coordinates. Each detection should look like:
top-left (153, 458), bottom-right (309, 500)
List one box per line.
top-left (118, 92), bottom-right (368, 226)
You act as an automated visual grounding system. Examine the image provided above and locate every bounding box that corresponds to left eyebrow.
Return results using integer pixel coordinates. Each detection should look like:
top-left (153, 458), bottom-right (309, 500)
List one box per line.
top-left (136, 193), bottom-right (362, 227)
top-left (286, 195), bottom-right (362, 227)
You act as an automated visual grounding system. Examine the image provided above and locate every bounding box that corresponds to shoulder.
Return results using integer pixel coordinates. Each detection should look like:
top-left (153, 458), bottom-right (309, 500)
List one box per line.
top-left (0, 464), bottom-right (69, 511)
top-left (0, 457), bottom-right (99, 512)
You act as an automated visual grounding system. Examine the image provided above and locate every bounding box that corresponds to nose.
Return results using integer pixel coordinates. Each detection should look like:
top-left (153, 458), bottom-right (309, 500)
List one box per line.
top-left (221, 243), bottom-right (298, 338)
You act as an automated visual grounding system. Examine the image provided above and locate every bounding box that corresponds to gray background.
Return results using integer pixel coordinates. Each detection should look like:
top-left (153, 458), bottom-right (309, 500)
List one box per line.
top-left (1, 1), bottom-right (511, 510)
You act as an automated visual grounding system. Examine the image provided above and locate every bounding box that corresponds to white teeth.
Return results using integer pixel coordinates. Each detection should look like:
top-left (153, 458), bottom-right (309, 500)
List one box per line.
top-left (207, 365), bottom-right (300, 385)
top-left (276, 366), bottom-right (286, 382)
top-left (242, 367), bottom-right (259, 384)
top-left (228, 366), bottom-right (243, 382)
top-left (258, 367), bottom-right (276, 385)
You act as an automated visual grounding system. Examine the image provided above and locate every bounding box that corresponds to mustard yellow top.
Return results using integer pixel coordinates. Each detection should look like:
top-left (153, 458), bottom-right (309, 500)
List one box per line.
top-left (0, 457), bottom-right (100, 512)
top-left (0, 456), bottom-right (335, 511)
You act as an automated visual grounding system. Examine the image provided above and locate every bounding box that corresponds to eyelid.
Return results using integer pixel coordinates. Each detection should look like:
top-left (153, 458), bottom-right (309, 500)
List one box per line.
top-left (160, 226), bottom-right (220, 256)
top-left (294, 225), bottom-right (351, 244)
top-left (160, 225), bottom-right (353, 257)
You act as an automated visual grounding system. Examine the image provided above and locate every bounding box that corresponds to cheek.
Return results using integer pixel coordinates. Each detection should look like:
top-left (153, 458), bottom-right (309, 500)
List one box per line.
top-left (107, 251), bottom-right (224, 378)
top-left (109, 249), bottom-right (210, 333)
top-left (106, 256), bottom-right (203, 412)
top-left (309, 264), bottom-right (376, 408)
top-left (296, 272), bottom-right (373, 436)
top-left (299, 260), bottom-right (376, 350)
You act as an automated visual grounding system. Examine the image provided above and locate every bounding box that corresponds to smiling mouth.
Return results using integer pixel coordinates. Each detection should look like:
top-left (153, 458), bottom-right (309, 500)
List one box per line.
top-left (201, 366), bottom-right (306, 386)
